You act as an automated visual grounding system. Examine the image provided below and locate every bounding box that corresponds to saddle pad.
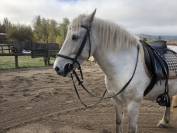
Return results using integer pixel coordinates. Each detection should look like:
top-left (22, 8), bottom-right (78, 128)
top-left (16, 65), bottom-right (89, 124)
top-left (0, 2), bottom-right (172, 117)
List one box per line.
top-left (164, 50), bottom-right (177, 78)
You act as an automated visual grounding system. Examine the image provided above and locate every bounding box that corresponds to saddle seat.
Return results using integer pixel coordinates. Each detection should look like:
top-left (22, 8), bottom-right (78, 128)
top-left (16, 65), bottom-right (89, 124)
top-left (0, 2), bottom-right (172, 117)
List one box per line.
top-left (149, 40), bottom-right (167, 55)
top-left (149, 40), bottom-right (177, 79)
top-left (149, 40), bottom-right (167, 49)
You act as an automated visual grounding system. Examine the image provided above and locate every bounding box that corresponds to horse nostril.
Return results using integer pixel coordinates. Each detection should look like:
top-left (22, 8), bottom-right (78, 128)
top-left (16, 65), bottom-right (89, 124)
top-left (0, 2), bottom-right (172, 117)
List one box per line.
top-left (64, 63), bottom-right (73, 73)
top-left (55, 66), bottom-right (60, 73)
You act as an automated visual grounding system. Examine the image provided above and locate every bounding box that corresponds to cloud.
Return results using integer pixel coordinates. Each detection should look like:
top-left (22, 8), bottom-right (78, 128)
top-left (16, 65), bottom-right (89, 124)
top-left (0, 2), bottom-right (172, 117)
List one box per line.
top-left (0, 0), bottom-right (177, 35)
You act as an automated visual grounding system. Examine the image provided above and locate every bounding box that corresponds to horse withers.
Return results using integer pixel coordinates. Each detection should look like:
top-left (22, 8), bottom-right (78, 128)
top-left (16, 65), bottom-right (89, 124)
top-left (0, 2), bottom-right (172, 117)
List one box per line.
top-left (53, 10), bottom-right (177, 133)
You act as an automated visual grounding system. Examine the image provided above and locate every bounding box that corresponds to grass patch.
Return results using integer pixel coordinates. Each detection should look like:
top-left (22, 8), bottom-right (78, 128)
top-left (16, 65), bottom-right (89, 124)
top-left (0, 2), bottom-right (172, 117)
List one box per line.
top-left (0, 56), bottom-right (55, 69)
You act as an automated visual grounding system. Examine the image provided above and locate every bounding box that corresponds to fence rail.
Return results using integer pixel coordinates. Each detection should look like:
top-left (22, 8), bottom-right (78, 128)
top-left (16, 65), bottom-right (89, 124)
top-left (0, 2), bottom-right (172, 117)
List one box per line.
top-left (0, 44), bottom-right (59, 68)
top-left (0, 44), bottom-right (14, 55)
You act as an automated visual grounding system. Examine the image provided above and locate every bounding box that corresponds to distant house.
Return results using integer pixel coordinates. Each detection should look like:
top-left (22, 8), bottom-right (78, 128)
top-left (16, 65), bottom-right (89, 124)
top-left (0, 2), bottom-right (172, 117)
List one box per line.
top-left (0, 33), bottom-right (7, 44)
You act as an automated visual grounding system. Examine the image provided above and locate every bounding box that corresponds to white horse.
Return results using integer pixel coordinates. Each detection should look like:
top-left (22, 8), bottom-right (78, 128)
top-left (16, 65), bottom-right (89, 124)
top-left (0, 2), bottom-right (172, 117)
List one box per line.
top-left (53, 10), bottom-right (177, 133)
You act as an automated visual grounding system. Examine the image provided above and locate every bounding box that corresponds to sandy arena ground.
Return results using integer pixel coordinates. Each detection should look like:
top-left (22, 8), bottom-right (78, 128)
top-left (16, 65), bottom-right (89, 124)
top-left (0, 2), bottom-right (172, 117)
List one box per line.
top-left (0, 62), bottom-right (177, 133)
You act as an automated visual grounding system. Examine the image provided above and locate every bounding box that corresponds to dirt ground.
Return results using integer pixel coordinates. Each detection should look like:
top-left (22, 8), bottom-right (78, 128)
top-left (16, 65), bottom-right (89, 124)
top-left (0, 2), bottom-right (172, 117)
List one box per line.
top-left (0, 62), bottom-right (177, 133)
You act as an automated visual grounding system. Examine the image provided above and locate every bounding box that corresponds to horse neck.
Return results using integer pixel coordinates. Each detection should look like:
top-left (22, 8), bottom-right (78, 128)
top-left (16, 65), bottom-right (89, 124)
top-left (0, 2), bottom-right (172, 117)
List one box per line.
top-left (92, 38), bottom-right (139, 80)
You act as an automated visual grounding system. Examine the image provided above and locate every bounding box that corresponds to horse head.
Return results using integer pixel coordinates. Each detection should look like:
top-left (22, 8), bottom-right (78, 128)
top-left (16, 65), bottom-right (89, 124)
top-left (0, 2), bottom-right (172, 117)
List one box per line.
top-left (53, 10), bottom-right (96, 76)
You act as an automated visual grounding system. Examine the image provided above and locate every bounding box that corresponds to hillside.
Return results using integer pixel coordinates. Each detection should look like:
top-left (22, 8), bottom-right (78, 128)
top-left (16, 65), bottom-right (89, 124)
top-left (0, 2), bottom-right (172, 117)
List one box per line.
top-left (138, 34), bottom-right (177, 41)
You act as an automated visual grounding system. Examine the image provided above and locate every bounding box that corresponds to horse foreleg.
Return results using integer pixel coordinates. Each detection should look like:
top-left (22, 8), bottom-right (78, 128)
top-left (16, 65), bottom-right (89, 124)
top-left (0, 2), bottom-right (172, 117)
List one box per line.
top-left (157, 106), bottom-right (171, 128)
top-left (127, 100), bottom-right (141, 133)
top-left (105, 76), bottom-right (124, 133)
top-left (112, 98), bottom-right (124, 133)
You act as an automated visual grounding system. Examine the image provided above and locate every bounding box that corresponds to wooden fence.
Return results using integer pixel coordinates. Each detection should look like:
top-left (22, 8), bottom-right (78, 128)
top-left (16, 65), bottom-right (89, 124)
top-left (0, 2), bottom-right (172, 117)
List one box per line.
top-left (0, 43), bottom-right (59, 68)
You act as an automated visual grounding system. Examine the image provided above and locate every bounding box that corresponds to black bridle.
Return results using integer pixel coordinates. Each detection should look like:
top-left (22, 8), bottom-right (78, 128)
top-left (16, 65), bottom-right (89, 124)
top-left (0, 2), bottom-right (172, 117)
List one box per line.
top-left (57, 25), bottom-right (92, 68)
top-left (56, 24), bottom-right (140, 108)
top-left (57, 24), bottom-right (96, 107)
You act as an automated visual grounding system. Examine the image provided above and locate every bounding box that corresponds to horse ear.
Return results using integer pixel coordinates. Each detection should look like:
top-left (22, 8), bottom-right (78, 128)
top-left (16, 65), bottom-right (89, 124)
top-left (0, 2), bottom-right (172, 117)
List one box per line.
top-left (87, 9), bottom-right (97, 24)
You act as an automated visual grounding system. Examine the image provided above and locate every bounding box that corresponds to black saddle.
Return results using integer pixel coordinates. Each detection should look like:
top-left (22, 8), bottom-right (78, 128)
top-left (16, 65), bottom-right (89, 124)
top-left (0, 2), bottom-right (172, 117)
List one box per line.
top-left (149, 40), bottom-right (167, 55)
top-left (149, 40), bottom-right (167, 49)
top-left (141, 40), bottom-right (170, 107)
top-left (142, 40), bottom-right (169, 82)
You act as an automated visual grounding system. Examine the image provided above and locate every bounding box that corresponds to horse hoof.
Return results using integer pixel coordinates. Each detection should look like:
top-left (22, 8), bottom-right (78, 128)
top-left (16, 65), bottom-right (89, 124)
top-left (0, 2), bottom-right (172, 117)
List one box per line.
top-left (157, 120), bottom-right (169, 128)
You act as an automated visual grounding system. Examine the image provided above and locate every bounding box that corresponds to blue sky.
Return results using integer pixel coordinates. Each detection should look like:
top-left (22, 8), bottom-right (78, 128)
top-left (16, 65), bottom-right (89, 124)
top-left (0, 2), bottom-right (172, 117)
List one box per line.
top-left (0, 0), bottom-right (177, 35)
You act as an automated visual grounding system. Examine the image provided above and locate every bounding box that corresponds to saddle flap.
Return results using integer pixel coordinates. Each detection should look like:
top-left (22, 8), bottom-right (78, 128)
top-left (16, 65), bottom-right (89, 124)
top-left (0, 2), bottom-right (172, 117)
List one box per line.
top-left (141, 40), bottom-right (169, 97)
top-left (142, 41), bottom-right (168, 80)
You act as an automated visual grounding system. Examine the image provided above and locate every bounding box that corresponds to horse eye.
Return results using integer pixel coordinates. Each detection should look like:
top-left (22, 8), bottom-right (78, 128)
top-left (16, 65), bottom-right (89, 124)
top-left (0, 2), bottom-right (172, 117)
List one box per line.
top-left (72, 35), bottom-right (79, 41)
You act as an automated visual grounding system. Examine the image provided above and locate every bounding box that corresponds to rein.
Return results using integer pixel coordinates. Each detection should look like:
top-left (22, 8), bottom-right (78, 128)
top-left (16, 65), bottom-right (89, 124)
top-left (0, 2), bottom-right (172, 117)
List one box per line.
top-left (70, 45), bottom-right (139, 108)
top-left (57, 24), bottom-right (140, 108)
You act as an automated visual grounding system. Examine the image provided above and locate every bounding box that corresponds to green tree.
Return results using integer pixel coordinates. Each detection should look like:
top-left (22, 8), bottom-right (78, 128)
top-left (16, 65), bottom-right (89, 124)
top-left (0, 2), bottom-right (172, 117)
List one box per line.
top-left (59, 18), bottom-right (69, 39)
top-left (48, 20), bottom-right (57, 43)
top-left (41, 18), bottom-right (49, 43)
top-left (1, 16), bottom-right (70, 44)
top-left (0, 18), bottom-right (32, 41)
top-left (0, 22), bottom-right (5, 33)
top-left (8, 24), bottom-right (33, 41)
top-left (33, 16), bottom-right (42, 42)
top-left (3, 18), bottom-right (12, 33)
top-left (33, 16), bottom-right (70, 44)
top-left (57, 18), bottom-right (70, 45)
top-left (33, 16), bottom-right (57, 43)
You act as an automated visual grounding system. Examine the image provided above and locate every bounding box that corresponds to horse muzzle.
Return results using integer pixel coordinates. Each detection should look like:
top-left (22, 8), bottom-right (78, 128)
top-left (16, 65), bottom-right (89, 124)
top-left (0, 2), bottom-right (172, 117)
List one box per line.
top-left (55, 63), bottom-right (74, 77)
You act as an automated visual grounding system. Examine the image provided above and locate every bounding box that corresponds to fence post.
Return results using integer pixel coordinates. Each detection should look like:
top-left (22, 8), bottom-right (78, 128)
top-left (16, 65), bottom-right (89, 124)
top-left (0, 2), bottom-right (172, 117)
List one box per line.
top-left (15, 55), bottom-right (19, 68)
top-left (47, 50), bottom-right (50, 66)
top-left (44, 57), bottom-right (47, 66)
top-left (2, 46), bottom-right (4, 54)
top-left (8, 45), bottom-right (10, 54)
